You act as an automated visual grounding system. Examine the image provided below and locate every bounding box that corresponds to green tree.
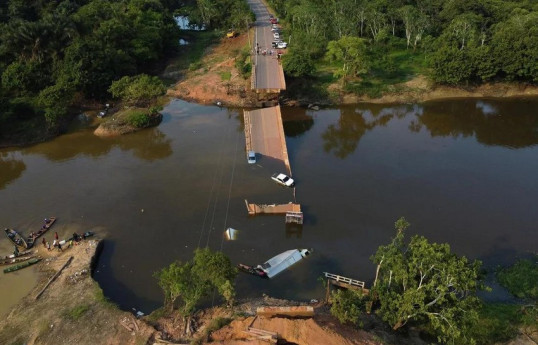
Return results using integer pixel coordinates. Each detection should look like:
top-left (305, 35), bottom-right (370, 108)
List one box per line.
top-left (430, 45), bottom-right (474, 84)
top-left (491, 10), bottom-right (538, 81)
top-left (330, 289), bottom-right (365, 325)
top-left (326, 36), bottom-right (368, 83)
top-left (155, 248), bottom-right (237, 335)
top-left (108, 74), bottom-right (166, 106)
top-left (282, 49), bottom-right (315, 77)
top-left (371, 218), bottom-right (483, 344)
top-left (36, 82), bottom-right (74, 125)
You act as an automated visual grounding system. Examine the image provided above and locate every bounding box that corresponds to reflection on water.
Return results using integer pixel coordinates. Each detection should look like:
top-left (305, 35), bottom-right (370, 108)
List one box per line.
top-left (0, 153), bottom-right (26, 190)
top-left (23, 127), bottom-right (172, 162)
top-left (321, 105), bottom-right (418, 159)
top-left (1, 98), bottom-right (538, 314)
top-left (321, 99), bottom-right (538, 160)
top-left (282, 107), bottom-right (314, 138)
top-left (414, 99), bottom-right (538, 148)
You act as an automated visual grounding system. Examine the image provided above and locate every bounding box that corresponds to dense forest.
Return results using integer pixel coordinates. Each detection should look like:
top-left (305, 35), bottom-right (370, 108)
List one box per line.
top-left (0, 0), bottom-right (251, 137)
top-left (268, 0), bottom-right (537, 88)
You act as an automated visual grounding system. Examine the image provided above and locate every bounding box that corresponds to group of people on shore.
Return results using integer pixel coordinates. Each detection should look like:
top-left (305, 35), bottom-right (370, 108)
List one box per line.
top-left (41, 231), bottom-right (86, 252)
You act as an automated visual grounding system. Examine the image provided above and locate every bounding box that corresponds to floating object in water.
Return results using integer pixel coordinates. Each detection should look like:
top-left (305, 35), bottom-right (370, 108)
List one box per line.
top-left (239, 249), bottom-right (311, 279)
top-left (225, 228), bottom-right (238, 241)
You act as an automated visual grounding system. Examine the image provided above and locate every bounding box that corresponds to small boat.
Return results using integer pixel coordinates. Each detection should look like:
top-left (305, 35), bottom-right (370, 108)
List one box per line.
top-left (0, 254), bottom-right (38, 266)
top-left (0, 249), bottom-right (34, 261)
top-left (3, 257), bottom-right (42, 274)
top-left (237, 263), bottom-right (267, 278)
top-left (59, 231), bottom-right (94, 246)
top-left (26, 217), bottom-right (57, 248)
top-left (4, 228), bottom-right (28, 249)
top-left (0, 250), bottom-right (37, 266)
top-left (239, 249), bottom-right (311, 279)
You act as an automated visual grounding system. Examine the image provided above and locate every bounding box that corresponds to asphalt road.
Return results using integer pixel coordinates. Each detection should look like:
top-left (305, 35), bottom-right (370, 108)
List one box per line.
top-left (247, 0), bottom-right (286, 90)
top-left (248, 107), bottom-right (285, 162)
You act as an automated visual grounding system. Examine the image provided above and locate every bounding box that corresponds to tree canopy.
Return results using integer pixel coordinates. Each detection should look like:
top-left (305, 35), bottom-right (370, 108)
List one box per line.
top-left (267, 0), bottom-right (538, 85)
top-left (0, 0), bottom-right (252, 135)
top-left (370, 218), bottom-right (483, 344)
top-left (108, 74), bottom-right (166, 106)
top-left (154, 247), bottom-right (237, 316)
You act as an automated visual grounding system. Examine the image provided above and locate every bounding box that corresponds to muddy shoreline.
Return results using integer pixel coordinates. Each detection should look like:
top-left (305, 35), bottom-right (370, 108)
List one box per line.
top-left (0, 237), bottom-right (384, 345)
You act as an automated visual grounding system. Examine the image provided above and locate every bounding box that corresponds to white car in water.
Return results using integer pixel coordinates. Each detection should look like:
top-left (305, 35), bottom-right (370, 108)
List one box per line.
top-left (247, 151), bottom-right (256, 164)
top-left (271, 173), bottom-right (295, 187)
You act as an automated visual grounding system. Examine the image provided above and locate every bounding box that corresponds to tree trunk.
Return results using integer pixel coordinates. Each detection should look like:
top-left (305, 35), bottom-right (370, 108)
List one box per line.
top-left (184, 316), bottom-right (191, 336)
top-left (373, 259), bottom-right (383, 287)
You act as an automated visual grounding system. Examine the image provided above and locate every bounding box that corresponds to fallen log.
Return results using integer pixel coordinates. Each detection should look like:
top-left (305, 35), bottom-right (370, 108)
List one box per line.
top-left (35, 256), bottom-right (74, 300)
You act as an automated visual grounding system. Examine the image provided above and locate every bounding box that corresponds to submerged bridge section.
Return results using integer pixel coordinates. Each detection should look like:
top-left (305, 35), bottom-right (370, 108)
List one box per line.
top-left (244, 106), bottom-right (290, 174)
top-left (245, 200), bottom-right (303, 224)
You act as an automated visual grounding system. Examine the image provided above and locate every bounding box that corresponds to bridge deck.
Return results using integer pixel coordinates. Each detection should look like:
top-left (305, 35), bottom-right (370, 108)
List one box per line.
top-left (244, 106), bottom-right (291, 175)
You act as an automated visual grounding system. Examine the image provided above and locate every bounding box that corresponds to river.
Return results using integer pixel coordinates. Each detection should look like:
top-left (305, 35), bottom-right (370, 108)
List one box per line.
top-left (1, 98), bottom-right (537, 315)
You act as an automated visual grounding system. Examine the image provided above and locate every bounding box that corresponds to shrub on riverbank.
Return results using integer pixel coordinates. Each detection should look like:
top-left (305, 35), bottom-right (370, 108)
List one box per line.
top-left (497, 257), bottom-right (538, 299)
top-left (235, 47), bottom-right (252, 79)
top-left (109, 75), bottom-right (166, 107)
top-left (127, 110), bottom-right (152, 128)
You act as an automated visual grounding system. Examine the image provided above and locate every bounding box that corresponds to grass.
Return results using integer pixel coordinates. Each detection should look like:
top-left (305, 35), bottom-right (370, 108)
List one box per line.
top-left (0, 325), bottom-right (25, 345)
top-left (219, 71), bottom-right (232, 81)
top-left (307, 39), bottom-right (429, 99)
top-left (94, 286), bottom-right (117, 309)
top-left (126, 110), bottom-right (151, 128)
top-left (64, 304), bottom-right (90, 321)
top-left (470, 303), bottom-right (522, 345)
top-left (145, 307), bottom-right (166, 324)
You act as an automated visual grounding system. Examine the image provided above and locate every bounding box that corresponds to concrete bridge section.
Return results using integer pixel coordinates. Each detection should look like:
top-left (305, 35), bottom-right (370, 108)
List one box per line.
top-left (243, 106), bottom-right (290, 174)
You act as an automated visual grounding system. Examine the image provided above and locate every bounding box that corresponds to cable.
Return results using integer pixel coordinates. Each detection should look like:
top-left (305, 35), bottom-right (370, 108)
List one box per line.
top-left (220, 132), bottom-right (240, 251)
top-left (197, 123), bottom-right (231, 248)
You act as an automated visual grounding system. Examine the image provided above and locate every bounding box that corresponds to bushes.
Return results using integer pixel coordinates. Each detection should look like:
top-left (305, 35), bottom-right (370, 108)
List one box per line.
top-left (469, 303), bottom-right (532, 345)
top-left (127, 111), bottom-right (152, 128)
top-left (235, 48), bottom-right (251, 79)
top-left (497, 257), bottom-right (538, 299)
top-left (330, 289), bottom-right (366, 326)
top-left (108, 74), bottom-right (166, 106)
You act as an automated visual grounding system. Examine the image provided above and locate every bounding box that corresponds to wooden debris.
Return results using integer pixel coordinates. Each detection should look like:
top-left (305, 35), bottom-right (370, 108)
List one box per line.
top-left (35, 256), bottom-right (73, 300)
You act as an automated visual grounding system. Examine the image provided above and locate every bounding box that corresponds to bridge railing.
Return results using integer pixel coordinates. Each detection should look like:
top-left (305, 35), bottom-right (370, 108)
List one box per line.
top-left (324, 272), bottom-right (365, 288)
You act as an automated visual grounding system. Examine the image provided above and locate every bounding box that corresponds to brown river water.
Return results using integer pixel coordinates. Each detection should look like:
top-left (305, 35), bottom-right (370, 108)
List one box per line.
top-left (1, 98), bottom-right (537, 315)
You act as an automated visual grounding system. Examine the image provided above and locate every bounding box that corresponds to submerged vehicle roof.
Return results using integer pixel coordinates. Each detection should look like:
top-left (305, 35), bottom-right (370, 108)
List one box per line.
top-left (257, 249), bottom-right (310, 278)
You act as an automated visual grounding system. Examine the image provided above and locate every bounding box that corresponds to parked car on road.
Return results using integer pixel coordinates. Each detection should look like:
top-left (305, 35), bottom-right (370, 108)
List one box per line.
top-left (273, 32), bottom-right (280, 39)
top-left (276, 41), bottom-right (287, 49)
top-left (271, 173), bottom-right (295, 187)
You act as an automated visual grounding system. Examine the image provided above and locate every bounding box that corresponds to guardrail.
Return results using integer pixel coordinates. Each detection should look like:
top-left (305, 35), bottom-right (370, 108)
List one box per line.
top-left (324, 272), bottom-right (365, 288)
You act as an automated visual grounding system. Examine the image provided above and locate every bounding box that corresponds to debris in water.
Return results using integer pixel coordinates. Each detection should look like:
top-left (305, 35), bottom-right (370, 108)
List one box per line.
top-left (225, 228), bottom-right (238, 240)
